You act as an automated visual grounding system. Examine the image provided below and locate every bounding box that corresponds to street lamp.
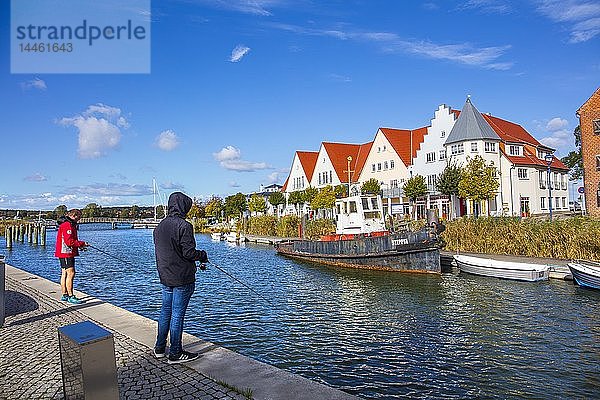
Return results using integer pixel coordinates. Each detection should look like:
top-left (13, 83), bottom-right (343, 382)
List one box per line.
top-left (544, 153), bottom-right (554, 221)
top-left (345, 156), bottom-right (353, 197)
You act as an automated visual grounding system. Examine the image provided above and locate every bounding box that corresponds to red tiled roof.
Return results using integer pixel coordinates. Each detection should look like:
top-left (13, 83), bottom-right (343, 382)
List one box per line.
top-left (352, 141), bottom-right (374, 181)
top-left (379, 127), bottom-right (427, 166)
top-left (297, 151), bottom-right (319, 181)
top-left (281, 176), bottom-right (289, 191)
top-left (453, 110), bottom-right (567, 170)
top-left (322, 142), bottom-right (364, 183)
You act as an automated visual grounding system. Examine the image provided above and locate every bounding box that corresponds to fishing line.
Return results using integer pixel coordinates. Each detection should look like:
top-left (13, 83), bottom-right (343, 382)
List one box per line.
top-left (87, 244), bottom-right (140, 268)
top-left (203, 261), bottom-right (274, 306)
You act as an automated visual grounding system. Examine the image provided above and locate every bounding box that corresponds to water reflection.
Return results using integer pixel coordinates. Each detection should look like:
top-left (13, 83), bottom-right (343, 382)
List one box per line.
top-left (2, 226), bottom-right (600, 399)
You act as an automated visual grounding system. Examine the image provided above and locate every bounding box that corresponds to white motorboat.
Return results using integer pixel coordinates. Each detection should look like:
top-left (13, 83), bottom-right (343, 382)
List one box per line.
top-left (210, 232), bottom-right (224, 241)
top-left (567, 261), bottom-right (600, 290)
top-left (454, 254), bottom-right (550, 282)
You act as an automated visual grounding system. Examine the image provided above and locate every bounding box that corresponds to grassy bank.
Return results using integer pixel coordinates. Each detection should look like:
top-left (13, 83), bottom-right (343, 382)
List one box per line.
top-left (442, 216), bottom-right (600, 261)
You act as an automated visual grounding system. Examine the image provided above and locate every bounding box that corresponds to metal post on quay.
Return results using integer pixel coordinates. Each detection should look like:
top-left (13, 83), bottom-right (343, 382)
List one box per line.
top-left (544, 153), bottom-right (553, 221)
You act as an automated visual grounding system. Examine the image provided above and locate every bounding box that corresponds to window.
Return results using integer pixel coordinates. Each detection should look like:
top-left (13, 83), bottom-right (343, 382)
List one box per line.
top-left (594, 120), bottom-right (600, 135)
top-left (518, 168), bottom-right (528, 179)
top-left (562, 197), bottom-right (566, 209)
top-left (362, 198), bottom-right (370, 210)
top-left (539, 171), bottom-right (546, 189)
top-left (384, 161), bottom-right (389, 170)
top-left (349, 201), bottom-right (357, 213)
top-left (371, 198), bottom-right (379, 210)
top-left (451, 143), bottom-right (464, 155)
top-left (427, 174), bottom-right (437, 190)
top-left (377, 147), bottom-right (381, 153)
top-left (439, 150), bottom-right (447, 160)
top-left (318, 174), bottom-right (321, 185)
top-left (541, 196), bottom-right (546, 209)
top-left (383, 145), bottom-right (386, 151)
top-left (509, 145), bottom-right (521, 156)
top-left (390, 179), bottom-right (398, 188)
top-left (372, 164), bottom-right (376, 172)
top-left (390, 160), bottom-right (395, 169)
top-left (597, 155), bottom-right (600, 171)
top-left (441, 130), bottom-right (445, 138)
top-left (426, 152), bottom-right (436, 163)
top-left (471, 142), bottom-right (478, 152)
top-left (485, 142), bottom-right (497, 153)
top-left (377, 163), bottom-right (382, 171)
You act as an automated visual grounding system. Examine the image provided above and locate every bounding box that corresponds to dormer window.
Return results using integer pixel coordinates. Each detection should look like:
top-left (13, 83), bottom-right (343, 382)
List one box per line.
top-left (509, 145), bottom-right (521, 156)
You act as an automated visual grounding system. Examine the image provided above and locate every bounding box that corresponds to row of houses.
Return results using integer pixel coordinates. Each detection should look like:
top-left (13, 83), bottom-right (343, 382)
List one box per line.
top-left (274, 96), bottom-right (571, 220)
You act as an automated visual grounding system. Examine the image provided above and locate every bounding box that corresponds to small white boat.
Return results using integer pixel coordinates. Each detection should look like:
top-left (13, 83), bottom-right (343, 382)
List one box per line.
top-left (567, 261), bottom-right (600, 290)
top-left (225, 232), bottom-right (246, 243)
top-left (454, 254), bottom-right (550, 282)
top-left (211, 232), bottom-right (224, 241)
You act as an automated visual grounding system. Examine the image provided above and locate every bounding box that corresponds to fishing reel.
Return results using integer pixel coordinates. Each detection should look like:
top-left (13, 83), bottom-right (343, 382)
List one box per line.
top-left (196, 262), bottom-right (208, 271)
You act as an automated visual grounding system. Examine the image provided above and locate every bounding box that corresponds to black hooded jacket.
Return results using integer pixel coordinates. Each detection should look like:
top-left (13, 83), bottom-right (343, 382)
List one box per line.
top-left (154, 192), bottom-right (208, 287)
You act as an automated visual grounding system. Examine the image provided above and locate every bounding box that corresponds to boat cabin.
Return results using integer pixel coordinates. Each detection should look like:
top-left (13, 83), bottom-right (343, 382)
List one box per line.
top-left (334, 195), bottom-right (386, 234)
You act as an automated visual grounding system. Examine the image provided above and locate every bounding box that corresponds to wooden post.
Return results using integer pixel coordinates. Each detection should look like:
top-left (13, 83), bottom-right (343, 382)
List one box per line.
top-left (19, 225), bottom-right (25, 242)
top-left (27, 224), bottom-right (33, 244)
top-left (32, 225), bottom-right (38, 245)
top-left (40, 225), bottom-right (47, 246)
top-left (5, 227), bottom-right (13, 249)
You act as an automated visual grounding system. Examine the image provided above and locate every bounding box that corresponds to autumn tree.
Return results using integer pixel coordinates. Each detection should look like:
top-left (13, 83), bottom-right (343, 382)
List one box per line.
top-left (334, 184), bottom-right (347, 198)
top-left (458, 155), bottom-right (499, 217)
top-left (288, 191), bottom-right (305, 215)
top-left (311, 185), bottom-right (336, 218)
top-left (436, 161), bottom-right (463, 219)
top-left (361, 178), bottom-right (381, 194)
top-left (248, 194), bottom-right (267, 215)
top-left (403, 175), bottom-right (427, 219)
top-left (204, 196), bottom-right (224, 220)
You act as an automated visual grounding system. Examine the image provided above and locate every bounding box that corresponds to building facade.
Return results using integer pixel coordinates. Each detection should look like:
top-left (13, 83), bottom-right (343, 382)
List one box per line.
top-left (577, 87), bottom-right (600, 217)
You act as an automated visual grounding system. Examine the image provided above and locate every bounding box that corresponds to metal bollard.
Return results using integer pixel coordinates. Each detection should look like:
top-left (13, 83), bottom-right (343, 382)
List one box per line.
top-left (58, 321), bottom-right (119, 400)
top-left (0, 255), bottom-right (5, 327)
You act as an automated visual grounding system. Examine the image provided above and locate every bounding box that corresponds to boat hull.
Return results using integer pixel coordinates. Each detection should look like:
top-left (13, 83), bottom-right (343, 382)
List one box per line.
top-left (275, 231), bottom-right (441, 273)
top-left (454, 255), bottom-right (549, 282)
top-left (568, 262), bottom-right (600, 290)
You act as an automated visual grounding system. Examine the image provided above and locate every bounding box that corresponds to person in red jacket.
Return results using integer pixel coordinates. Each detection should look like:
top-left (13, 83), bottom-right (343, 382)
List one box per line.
top-left (55, 209), bottom-right (88, 304)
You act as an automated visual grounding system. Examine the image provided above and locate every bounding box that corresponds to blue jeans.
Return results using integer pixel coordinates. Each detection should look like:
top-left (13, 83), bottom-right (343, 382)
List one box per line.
top-left (155, 283), bottom-right (195, 356)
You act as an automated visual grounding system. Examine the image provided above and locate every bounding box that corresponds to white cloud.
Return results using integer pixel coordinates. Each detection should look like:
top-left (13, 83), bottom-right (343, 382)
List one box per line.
top-left (539, 117), bottom-right (573, 154)
top-left (546, 117), bottom-right (569, 131)
top-left (266, 172), bottom-right (282, 184)
top-left (457, 0), bottom-right (512, 14)
top-left (270, 23), bottom-right (513, 70)
top-left (229, 181), bottom-right (241, 188)
top-left (21, 77), bottom-right (47, 91)
top-left (535, 0), bottom-right (600, 43)
top-left (23, 172), bottom-right (48, 182)
top-left (230, 45), bottom-right (251, 62)
top-left (160, 181), bottom-right (185, 190)
top-left (213, 146), bottom-right (270, 171)
top-left (58, 103), bottom-right (128, 159)
top-left (197, 0), bottom-right (285, 16)
top-left (155, 130), bottom-right (180, 151)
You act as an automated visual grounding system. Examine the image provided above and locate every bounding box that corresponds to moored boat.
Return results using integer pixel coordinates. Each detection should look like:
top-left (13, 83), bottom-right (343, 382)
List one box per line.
top-left (211, 232), bottom-right (224, 241)
top-left (275, 194), bottom-right (443, 273)
top-left (454, 254), bottom-right (550, 282)
top-left (567, 261), bottom-right (600, 290)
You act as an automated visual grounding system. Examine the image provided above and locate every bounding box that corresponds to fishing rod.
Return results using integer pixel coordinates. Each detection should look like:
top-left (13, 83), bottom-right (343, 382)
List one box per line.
top-left (87, 244), bottom-right (140, 268)
top-left (203, 261), bottom-right (274, 306)
top-left (88, 244), bottom-right (273, 306)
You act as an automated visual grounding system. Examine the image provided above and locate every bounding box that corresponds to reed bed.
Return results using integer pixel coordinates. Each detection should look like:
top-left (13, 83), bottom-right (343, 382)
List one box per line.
top-left (442, 217), bottom-right (600, 261)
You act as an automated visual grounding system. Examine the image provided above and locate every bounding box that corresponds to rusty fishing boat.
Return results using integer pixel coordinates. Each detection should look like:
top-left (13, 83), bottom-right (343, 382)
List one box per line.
top-left (275, 195), bottom-right (443, 273)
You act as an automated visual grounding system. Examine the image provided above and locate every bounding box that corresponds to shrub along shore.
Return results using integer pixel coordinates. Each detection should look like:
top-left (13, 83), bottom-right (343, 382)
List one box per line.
top-left (202, 215), bottom-right (600, 261)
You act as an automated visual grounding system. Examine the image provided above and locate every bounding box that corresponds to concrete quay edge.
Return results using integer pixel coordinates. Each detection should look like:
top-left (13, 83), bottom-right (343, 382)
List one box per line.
top-left (4, 263), bottom-right (359, 400)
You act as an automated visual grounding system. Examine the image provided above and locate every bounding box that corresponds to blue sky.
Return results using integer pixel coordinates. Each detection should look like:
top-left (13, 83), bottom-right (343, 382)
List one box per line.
top-left (1, 0), bottom-right (598, 210)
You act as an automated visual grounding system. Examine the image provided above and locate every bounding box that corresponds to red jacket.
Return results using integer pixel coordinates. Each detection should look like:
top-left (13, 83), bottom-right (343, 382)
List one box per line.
top-left (55, 217), bottom-right (86, 258)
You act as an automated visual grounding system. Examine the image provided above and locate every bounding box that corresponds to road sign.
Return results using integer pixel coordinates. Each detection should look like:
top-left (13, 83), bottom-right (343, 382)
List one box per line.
top-left (578, 186), bottom-right (585, 194)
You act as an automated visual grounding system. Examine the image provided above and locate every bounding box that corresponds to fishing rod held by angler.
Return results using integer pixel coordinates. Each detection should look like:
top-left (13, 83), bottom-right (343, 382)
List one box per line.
top-left (87, 244), bottom-right (139, 268)
top-left (204, 261), bottom-right (274, 306)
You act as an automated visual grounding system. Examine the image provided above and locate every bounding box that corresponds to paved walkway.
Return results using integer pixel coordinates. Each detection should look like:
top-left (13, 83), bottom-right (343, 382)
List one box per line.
top-left (0, 264), bottom-right (358, 400)
top-left (0, 275), bottom-right (246, 400)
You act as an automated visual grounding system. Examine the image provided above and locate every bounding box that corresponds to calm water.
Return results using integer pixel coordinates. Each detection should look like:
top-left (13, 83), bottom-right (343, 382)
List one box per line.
top-left (2, 225), bottom-right (599, 399)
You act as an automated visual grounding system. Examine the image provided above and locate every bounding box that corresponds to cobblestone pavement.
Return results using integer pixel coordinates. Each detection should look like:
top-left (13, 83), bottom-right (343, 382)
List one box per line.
top-left (0, 276), bottom-right (249, 400)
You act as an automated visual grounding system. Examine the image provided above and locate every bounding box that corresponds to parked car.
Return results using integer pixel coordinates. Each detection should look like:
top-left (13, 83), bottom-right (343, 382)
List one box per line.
top-left (569, 201), bottom-right (582, 212)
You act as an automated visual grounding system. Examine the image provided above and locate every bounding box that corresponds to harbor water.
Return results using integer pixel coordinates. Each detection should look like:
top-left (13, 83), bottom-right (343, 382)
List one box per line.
top-left (2, 224), bottom-right (599, 399)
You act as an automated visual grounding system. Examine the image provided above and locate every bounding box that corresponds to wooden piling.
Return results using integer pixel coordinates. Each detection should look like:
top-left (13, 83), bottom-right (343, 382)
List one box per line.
top-left (27, 224), bottom-right (33, 244)
top-left (40, 225), bottom-right (47, 246)
top-left (19, 225), bottom-right (24, 242)
top-left (5, 227), bottom-right (13, 249)
top-left (32, 225), bottom-right (38, 246)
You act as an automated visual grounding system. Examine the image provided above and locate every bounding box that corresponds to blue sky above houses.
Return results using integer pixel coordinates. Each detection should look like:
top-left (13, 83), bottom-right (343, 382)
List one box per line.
top-left (1, 0), bottom-right (598, 209)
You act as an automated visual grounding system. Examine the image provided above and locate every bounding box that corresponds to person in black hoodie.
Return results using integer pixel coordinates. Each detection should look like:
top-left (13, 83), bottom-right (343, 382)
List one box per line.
top-left (153, 192), bottom-right (208, 364)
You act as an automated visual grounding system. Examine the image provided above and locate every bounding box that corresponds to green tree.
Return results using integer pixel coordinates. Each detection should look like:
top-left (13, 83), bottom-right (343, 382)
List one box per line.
top-left (311, 185), bottom-right (336, 216)
top-left (561, 125), bottom-right (583, 181)
top-left (303, 186), bottom-right (318, 204)
top-left (54, 205), bottom-right (67, 218)
top-left (82, 203), bottom-right (100, 218)
top-left (334, 184), bottom-right (348, 198)
top-left (248, 194), bottom-right (267, 215)
top-left (204, 196), bottom-right (224, 220)
top-left (437, 161), bottom-right (463, 219)
top-left (361, 178), bottom-right (381, 194)
top-left (458, 155), bottom-right (499, 217)
top-left (268, 191), bottom-right (286, 217)
top-left (288, 191), bottom-right (305, 215)
top-left (224, 192), bottom-right (247, 219)
top-left (403, 175), bottom-right (427, 220)
top-left (127, 205), bottom-right (141, 219)
top-left (187, 202), bottom-right (204, 220)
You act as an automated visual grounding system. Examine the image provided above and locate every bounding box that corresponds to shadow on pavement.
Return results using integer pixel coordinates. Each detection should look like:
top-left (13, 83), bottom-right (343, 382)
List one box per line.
top-left (4, 290), bottom-right (39, 317)
top-left (6, 298), bottom-right (105, 328)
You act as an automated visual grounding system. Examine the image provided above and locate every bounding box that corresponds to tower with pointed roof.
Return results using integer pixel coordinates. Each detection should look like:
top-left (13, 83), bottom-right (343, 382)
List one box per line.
top-left (577, 87), bottom-right (600, 217)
